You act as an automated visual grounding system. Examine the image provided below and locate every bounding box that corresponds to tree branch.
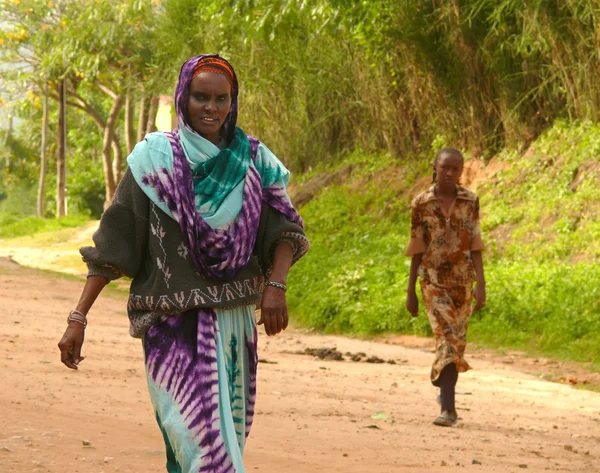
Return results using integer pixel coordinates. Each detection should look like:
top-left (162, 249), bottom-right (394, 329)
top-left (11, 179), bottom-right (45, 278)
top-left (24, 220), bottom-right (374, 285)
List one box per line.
top-left (95, 81), bottom-right (118, 100)
top-left (67, 92), bottom-right (107, 129)
top-left (65, 92), bottom-right (123, 174)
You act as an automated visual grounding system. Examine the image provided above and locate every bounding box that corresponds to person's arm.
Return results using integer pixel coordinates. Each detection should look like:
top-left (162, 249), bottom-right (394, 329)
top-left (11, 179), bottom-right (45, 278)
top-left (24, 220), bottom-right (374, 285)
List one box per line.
top-left (258, 241), bottom-right (293, 336)
top-left (471, 250), bottom-right (486, 311)
top-left (57, 275), bottom-right (109, 370)
top-left (405, 201), bottom-right (425, 317)
top-left (406, 253), bottom-right (422, 317)
top-left (471, 196), bottom-right (486, 311)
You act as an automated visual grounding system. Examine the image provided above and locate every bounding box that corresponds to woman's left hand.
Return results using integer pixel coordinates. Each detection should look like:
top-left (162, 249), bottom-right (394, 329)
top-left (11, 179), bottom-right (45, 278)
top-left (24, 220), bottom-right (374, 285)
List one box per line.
top-left (258, 286), bottom-right (289, 336)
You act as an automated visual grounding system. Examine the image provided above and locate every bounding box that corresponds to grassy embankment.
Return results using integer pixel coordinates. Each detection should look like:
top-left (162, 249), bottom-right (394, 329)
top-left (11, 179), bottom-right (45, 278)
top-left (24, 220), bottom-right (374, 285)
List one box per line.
top-left (1, 121), bottom-right (598, 366)
top-left (287, 121), bottom-right (600, 366)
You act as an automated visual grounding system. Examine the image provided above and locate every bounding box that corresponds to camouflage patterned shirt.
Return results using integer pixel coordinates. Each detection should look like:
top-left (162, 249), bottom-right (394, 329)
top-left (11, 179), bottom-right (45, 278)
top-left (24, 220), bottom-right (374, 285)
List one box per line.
top-left (405, 185), bottom-right (484, 287)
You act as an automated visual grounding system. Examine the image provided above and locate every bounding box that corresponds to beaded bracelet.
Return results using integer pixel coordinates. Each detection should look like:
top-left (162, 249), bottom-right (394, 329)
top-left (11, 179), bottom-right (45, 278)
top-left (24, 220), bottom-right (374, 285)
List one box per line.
top-left (67, 309), bottom-right (88, 328)
top-left (264, 281), bottom-right (287, 292)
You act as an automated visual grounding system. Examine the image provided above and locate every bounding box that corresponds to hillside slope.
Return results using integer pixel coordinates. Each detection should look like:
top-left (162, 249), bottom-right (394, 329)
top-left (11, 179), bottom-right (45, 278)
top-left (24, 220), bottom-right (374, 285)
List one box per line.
top-left (287, 121), bottom-right (600, 364)
top-left (1, 121), bottom-right (598, 366)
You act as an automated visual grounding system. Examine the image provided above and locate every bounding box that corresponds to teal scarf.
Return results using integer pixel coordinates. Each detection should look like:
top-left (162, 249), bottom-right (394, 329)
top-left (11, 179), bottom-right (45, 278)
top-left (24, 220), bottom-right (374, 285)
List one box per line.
top-left (127, 125), bottom-right (291, 229)
top-left (184, 127), bottom-right (282, 211)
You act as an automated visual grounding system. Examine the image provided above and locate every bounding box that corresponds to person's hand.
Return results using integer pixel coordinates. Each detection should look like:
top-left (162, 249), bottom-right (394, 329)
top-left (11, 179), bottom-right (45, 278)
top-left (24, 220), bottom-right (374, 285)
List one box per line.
top-left (473, 283), bottom-right (486, 312)
top-left (406, 289), bottom-right (419, 317)
top-left (258, 286), bottom-right (288, 336)
top-left (58, 323), bottom-right (86, 369)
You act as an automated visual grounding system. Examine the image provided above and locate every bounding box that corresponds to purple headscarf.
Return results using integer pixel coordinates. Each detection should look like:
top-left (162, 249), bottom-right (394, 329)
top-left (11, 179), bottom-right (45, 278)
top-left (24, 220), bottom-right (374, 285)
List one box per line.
top-left (140, 55), bottom-right (303, 281)
top-left (175, 54), bottom-right (239, 143)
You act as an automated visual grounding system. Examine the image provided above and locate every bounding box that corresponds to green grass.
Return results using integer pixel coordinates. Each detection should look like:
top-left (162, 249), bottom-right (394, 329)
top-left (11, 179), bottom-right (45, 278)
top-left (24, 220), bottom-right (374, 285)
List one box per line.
top-left (479, 120), bottom-right (600, 262)
top-left (288, 120), bottom-right (600, 366)
top-left (0, 215), bottom-right (90, 239)
top-left (1, 121), bottom-right (598, 368)
top-left (471, 262), bottom-right (600, 365)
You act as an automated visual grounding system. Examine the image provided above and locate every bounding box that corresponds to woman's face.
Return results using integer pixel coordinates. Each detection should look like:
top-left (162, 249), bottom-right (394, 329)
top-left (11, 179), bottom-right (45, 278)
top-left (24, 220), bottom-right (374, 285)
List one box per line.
top-left (186, 72), bottom-right (232, 143)
top-left (435, 153), bottom-right (463, 188)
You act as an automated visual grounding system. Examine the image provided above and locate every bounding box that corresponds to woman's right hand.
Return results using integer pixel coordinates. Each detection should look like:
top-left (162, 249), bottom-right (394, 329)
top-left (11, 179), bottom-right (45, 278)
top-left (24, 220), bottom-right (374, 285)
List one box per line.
top-left (58, 323), bottom-right (86, 370)
top-left (406, 290), bottom-right (419, 317)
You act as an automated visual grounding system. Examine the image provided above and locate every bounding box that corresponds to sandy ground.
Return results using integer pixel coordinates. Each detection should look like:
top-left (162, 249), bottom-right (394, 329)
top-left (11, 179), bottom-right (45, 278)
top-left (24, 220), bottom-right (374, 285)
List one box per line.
top-left (1, 261), bottom-right (600, 473)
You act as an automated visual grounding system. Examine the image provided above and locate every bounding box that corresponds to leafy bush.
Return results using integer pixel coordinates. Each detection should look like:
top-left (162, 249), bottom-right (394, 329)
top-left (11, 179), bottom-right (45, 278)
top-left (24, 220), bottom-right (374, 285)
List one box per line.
top-left (471, 262), bottom-right (600, 363)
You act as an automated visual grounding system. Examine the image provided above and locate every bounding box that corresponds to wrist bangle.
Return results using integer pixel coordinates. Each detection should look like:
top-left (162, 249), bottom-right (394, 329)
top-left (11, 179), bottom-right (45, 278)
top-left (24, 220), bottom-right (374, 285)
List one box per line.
top-left (67, 310), bottom-right (87, 328)
top-left (264, 281), bottom-right (287, 292)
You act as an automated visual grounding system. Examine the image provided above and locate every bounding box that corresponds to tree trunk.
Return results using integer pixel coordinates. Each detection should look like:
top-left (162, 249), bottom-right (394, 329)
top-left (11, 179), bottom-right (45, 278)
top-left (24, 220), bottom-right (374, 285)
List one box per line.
top-left (137, 94), bottom-right (149, 142)
top-left (4, 113), bottom-right (12, 167)
top-left (102, 95), bottom-right (124, 208)
top-left (66, 93), bottom-right (125, 179)
top-left (5, 113), bottom-right (12, 144)
top-left (124, 87), bottom-right (136, 154)
top-left (37, 86), bottom-right (49, 218)
top-left (145, 96), bottom-right (159, 135)
top-left (56, 80), bottom-right (67, 218)
top-left (111, 138), bottom-right (124, 185)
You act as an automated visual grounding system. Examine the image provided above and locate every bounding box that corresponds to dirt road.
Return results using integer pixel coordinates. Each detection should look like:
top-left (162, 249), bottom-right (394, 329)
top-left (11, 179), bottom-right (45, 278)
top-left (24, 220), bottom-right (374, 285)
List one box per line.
top-left (1, 261), bottom-right (599, 473)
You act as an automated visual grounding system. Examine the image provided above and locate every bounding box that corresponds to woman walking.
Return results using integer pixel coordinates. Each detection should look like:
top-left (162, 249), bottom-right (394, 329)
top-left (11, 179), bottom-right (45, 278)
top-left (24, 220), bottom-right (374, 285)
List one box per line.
top-left (58, 55), bottom-right (309, 472)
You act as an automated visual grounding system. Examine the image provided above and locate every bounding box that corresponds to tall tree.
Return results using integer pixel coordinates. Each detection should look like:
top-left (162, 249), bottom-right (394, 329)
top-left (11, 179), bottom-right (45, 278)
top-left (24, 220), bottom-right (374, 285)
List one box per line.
top-left (137, 94), bottom-right (149, 142)
top-left (37, 83), bottom-right (48, 217)
top-left (56, 78), bottom-right (66, 217)
top-left (124, 84), bottom-right (136, 155)
top-left (145, 95), bottom-right (159, 135)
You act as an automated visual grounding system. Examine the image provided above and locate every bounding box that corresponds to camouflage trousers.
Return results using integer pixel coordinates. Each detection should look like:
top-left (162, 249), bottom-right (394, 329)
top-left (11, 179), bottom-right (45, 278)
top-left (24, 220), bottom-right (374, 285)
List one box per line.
top-left (420, 279), bottom-right (473, 385)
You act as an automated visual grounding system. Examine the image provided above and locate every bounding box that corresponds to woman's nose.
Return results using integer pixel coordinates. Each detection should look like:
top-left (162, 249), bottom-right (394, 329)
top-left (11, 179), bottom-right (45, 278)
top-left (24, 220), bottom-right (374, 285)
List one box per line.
top-left (204, 98), bottom-right (216, 112)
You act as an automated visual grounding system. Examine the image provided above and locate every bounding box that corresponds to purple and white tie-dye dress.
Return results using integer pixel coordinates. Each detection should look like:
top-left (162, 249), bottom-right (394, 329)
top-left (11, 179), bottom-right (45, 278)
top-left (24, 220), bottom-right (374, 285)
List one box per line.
top-left (145, 307), bottom-right (257, 473)
top-left (134, 55), bottom-right (306, 473)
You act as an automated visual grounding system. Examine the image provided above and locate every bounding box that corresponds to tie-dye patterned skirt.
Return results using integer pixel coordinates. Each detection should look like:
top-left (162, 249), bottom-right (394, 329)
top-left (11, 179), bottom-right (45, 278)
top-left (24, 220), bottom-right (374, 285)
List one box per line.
top-left (143, 306), bottom-right (258, 473)
top-left (420, 280), bottom-right (473, 385)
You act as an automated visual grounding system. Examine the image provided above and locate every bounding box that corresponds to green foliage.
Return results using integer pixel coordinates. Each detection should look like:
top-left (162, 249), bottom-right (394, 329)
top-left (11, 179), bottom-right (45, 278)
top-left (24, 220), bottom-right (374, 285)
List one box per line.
top-left (1, 0), bottom-right (176, 221)
top-left (471, 262), bottom-right (600, 363)
top-left (288, 155), bottom-right (431, 335)
top-left (0, 214), bottom-right (88, 239)
top-left (0, 181), bottom-right (37, 217)
top-left (66, 165), bottom-right (105, 218)
top-left (144, 0), bottom-right (600, 170)
top-left (65, 120), bottom-right (107, 218)
top-left (479, 120), bottom-right (600, 262)
top-left (288, 121), bottom-right (600, 364)
top-left (3, 0), bottom-right (600, 212)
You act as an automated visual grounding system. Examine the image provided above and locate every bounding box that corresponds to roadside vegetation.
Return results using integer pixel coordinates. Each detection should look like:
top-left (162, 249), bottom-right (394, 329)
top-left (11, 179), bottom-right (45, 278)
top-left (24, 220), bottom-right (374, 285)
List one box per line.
top-left (288, 121), bottom-right (600, 366)
top-left (1, 1), bottom-right (599, 368)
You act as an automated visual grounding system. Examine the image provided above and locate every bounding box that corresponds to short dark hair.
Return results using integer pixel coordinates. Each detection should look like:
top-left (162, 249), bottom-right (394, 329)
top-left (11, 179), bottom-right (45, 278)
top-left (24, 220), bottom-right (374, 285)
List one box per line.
top-left (435, 147), bottom-right (464, 164)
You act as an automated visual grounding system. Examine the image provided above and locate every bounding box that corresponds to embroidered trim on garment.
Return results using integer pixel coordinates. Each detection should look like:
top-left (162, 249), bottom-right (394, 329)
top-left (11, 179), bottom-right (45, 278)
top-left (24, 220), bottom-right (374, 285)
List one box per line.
top-left (82, 259), bottom-right (125, 279)
top-left (128, 291), bottom-right (263, 338)
top-left (177, 242), bottom-right (189, 259)
top-left (150, 205), bottom-right (172, 289)
top-left (277, 231), bottom-right (310, 264)
top-left (128, 276), bottom-right (263, 313)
